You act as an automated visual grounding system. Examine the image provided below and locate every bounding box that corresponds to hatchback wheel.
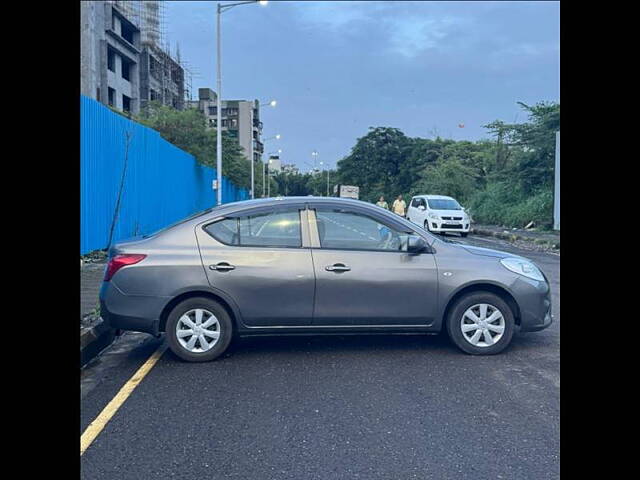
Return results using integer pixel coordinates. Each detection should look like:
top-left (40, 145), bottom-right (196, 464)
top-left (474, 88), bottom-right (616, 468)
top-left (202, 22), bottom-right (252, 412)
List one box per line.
top-left (446, 292), bottom-right (515, 355)
top-left (166, 297), bottom-right (233, 362)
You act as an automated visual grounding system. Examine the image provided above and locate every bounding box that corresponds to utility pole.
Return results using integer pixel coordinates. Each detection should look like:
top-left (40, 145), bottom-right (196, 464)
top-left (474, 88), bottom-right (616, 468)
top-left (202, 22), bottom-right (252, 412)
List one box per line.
top-left (215, 3), bottom-right (222, 206)
top-left (326, 169), bottom-right (330, 197)
top-left (215, 1), bottom-right (268, 205)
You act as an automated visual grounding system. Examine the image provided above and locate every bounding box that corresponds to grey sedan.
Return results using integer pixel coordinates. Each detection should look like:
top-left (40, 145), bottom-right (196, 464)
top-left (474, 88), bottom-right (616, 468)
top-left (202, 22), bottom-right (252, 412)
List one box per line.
top-left (100, 197), bottom-right (552, 362)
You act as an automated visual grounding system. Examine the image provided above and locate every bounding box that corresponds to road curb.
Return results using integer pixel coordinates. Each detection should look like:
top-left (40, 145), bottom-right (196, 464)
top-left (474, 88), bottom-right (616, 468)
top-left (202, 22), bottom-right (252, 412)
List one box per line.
top-left (81, 320), bottom-right (116, 368)
top-left (471, 227), bottom-right (560, 251)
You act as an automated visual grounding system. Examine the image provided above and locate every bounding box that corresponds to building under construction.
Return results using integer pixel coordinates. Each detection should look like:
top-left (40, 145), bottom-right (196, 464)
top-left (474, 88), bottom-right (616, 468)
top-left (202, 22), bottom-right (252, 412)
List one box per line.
top-left (81, 1), bottom-right (193, 114)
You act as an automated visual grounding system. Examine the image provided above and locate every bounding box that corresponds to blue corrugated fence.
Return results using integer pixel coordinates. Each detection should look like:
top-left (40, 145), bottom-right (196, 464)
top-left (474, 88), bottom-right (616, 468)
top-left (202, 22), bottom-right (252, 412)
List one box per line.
top-left (80, 95), bottom-right (249, 254)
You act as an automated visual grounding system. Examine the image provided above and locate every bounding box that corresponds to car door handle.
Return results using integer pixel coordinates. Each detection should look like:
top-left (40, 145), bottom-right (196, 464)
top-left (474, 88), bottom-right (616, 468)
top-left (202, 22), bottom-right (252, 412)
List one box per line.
top-left (209, 262), bottom-right (236, 272)
top-left (326, 263), bottom-right (350, 272)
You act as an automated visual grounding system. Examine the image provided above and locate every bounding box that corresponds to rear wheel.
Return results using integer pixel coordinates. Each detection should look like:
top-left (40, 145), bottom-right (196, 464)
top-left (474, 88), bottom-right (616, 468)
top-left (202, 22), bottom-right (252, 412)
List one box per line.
top-left (166, 297), bottom-right (233, 362)
top-left (446, 292), bottom-right (515, 355)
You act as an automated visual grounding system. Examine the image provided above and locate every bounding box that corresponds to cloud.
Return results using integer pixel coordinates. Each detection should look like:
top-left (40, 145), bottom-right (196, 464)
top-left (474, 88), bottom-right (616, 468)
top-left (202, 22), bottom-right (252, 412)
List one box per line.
top-left (386, 16), bottom-right (466, 58)
top-left (291, 1), bottom-right (470, 59)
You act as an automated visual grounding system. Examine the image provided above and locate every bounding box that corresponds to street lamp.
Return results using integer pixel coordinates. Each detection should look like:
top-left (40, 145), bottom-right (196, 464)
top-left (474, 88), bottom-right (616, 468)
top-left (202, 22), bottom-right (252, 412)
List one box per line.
top-left (249, 98), bottom-right (276, 199)
top-left (262, 134), bottom-right (281, 197)
top-left (266, 149), bottom-right (282, 197)
top-left (215, 0), bottom-right (268, 206)
top-left (319, 161), bottom-right (331, 196)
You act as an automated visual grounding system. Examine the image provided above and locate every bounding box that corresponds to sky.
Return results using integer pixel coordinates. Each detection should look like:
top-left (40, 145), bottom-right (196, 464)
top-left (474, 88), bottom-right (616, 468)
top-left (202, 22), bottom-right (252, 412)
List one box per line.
top-left (165, 0), bottom-right (559, 171)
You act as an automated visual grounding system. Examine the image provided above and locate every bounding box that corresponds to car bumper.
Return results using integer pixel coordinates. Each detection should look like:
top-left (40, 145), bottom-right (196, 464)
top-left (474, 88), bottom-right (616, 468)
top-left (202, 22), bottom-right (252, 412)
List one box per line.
top-left (99, 281), bottom-right (168, 336)
top-left (514, 278), bottom-right (554, 333)
top-left (429, 221), bottom-right (470, 233)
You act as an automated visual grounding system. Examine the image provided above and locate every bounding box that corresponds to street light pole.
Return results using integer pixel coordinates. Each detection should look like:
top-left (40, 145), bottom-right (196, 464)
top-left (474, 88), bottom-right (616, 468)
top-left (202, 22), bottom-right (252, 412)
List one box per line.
top-left (216, 3), bottom-right (222, 206)
top-left (251, 100), bottom-right (276, 199)
top-left (326, 169), bottom-right (330, 196)
top-left (215, 1), bottom-right (268, 206)
top-left (249, 104), bottom-right (254, 199)
top-left (319, 160), bottom-right (330, 196)
top-left (262, 134), bottom-right (280, 197)
top-left (265, 149), bottom-right (281, 197)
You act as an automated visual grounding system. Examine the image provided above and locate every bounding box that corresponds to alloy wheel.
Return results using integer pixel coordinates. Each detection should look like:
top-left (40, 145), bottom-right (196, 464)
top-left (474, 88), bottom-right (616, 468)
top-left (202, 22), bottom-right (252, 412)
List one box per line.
top-left (460, 303), bottom-right (505, 347)
top-left (176, 308), bottom-right (221, 353)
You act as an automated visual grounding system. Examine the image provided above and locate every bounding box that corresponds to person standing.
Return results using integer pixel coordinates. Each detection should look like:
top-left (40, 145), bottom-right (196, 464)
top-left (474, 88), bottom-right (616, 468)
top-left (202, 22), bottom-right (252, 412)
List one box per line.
top-left (392, 195), bottom-right (406, 217)
top-left (376, 196), bottom-right (389, 210)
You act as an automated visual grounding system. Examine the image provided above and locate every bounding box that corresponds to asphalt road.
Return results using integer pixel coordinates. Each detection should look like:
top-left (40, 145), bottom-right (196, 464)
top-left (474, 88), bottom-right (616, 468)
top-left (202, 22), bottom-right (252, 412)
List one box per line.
top-left (81, 233), bottom-right (559, 480)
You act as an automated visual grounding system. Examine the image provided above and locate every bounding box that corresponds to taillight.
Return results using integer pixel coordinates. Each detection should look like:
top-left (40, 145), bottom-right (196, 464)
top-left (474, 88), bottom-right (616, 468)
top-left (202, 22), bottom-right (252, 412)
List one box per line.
top-left (104, 254), bottom-right (147, 281)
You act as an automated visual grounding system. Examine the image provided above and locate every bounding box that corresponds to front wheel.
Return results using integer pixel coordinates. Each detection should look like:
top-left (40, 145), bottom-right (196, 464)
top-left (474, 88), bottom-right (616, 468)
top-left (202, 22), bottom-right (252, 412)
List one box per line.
top-left (446, 292), bottom-right (515, 355)
top-left (461, 232), bottom-right (468, 238)
top-left (166, 297), bottom-right (233, 362)
top-left (424, 220), bottom-right (432, 233)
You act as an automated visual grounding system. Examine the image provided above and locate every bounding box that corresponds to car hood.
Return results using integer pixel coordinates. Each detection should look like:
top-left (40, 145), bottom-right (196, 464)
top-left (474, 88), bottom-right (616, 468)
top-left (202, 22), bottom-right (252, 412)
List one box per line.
top-left (457, 244), bottom-right (514, 259)
top-left (430, 209), bottom-right (467, 217)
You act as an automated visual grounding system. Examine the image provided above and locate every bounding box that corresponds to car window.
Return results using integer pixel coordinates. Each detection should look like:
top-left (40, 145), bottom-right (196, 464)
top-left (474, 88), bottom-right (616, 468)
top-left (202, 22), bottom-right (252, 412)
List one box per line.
top-left (411, 198), bottom-right (420, 208)
top-left (205, 209), bottom-right (302, 247)
top-left (427, 198), bottom-right (461, 210)
top-left (315, 208), bottom-right (409, 252)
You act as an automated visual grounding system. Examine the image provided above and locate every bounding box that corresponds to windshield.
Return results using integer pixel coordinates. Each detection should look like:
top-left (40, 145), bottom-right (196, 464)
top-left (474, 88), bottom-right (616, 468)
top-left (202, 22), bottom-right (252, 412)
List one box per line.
top-left (427, 199), bottom-right (461, 210)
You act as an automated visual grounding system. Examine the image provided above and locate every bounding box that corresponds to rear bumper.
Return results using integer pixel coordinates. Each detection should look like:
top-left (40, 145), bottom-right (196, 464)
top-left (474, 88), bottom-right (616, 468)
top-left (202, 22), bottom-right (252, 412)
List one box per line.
top-left (100, 300), bottom-right (160, 336)
top-left (99, 281), bottom-right (168, 336)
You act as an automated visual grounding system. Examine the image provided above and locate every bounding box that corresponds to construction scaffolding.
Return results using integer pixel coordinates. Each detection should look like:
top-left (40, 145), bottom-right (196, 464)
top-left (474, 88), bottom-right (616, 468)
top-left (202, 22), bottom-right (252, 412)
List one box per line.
top-left (108, 1), bottom-right (194, 109)
top-left (111, 0), bottom-right (165, 47)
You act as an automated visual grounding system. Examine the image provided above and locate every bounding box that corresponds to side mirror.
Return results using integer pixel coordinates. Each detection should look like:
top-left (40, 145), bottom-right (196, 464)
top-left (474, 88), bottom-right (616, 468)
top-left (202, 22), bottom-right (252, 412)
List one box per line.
top-left (418, 205), bottom-right (426, 211)
top-left (407, 235), bottom-right (428, 254)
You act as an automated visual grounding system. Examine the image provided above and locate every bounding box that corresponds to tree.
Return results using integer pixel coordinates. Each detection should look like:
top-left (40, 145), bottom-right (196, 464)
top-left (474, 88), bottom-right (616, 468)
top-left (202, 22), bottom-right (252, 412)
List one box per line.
top-left (337, 127), bottom-right (413, 202)
top-left (334, 101), bottom-right (559, 228)
top-left (136, 102), bottom-right (251, 189)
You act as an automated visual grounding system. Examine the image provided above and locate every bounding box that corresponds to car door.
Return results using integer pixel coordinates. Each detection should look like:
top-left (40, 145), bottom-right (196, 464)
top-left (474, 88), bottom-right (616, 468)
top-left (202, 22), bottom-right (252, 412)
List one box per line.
top-left (406, 197), bottom-right (418, 224)
top-left (308, 204), bottom-right (439, 326)
top-left (195, 205), bottom-right (315, 327)
top-left (417, 198), bottom-right (429, 227)
top-left (408, 198), bottom-right (426, 227)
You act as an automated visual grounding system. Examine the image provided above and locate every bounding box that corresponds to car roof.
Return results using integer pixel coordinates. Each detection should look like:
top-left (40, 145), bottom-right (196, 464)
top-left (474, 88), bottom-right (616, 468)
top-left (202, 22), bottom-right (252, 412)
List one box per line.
top-left (412, 195), bottom-right (456, 200)
top-left (220, 196), bottom-right (366, 210)
top-left (142, 195), bottom-right (439, 245)
top-left (183, 196), bottom-right (373, 223)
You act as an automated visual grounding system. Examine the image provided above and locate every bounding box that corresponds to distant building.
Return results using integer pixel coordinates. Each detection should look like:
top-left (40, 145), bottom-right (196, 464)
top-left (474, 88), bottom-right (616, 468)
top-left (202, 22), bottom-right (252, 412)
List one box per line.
top-left (189, 88), bottom-right (264, 163)
top-left (282, 163), bottom-right (299, 174)
top-left (80, 1), bottom-right (185, 114)
top-left (268, 155), bottom-right (282, 173)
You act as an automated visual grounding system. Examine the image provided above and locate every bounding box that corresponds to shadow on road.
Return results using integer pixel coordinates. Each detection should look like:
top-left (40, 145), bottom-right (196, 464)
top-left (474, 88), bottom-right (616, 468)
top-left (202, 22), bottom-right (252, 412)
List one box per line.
top-left (160, 330), bottom-right (555, 364)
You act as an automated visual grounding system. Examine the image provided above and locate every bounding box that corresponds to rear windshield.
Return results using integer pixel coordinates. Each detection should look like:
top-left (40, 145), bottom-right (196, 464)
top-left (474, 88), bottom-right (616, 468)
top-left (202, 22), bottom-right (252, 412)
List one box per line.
top-left (427, 199), bottom-right (461, 210)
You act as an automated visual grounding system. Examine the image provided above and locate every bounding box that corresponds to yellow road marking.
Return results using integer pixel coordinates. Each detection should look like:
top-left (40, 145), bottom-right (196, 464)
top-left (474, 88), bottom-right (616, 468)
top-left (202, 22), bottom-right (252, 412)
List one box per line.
top-left (80, 342), bottom-right (167, 456)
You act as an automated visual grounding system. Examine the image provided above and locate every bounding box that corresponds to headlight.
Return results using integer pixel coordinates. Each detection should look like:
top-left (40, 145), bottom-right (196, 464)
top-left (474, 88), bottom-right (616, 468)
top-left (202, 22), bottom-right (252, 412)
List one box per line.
top-left (428, 212), bottom-right (439, 219)
top-left (500, 257), bottom-right (545, 282)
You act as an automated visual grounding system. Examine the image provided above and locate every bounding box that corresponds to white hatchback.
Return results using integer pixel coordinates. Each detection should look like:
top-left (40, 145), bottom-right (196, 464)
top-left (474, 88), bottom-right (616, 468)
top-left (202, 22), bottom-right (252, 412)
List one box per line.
top-left (406, 195), bottom-right (471, 236)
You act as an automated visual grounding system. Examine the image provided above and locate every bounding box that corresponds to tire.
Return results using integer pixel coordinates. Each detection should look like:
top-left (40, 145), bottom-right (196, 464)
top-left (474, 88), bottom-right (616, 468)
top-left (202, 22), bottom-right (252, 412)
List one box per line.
top-left (424, 220), bottom-right (432, 233)
top-left (446, 292), bottom-right (515, 355)
top-left (166, 297), bottom-right (234, 362)
top-left (461, 232), bottom-right (468, 238)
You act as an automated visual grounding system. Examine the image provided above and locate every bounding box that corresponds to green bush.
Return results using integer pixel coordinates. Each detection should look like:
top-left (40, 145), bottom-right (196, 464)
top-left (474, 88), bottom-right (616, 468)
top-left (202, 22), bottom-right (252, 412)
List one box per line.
top-left (467, 182), bottom-right (553, 228)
